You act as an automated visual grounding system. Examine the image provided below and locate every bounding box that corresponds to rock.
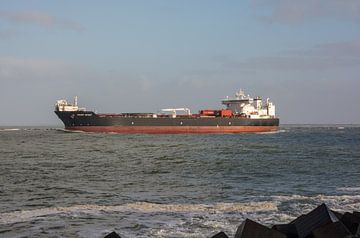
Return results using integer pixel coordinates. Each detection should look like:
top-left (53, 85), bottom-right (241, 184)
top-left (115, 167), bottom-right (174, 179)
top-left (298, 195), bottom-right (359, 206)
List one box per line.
top-left (272, 223), bottom-right (299, 238)
top-left (312, 221), bottom-right (353, 238)
top-left (332, 210), bottom-right (344, 220)
top-left (210, 231), bottom-right (229, 238)
top-left (234, 219), bottom-right (286, 238)
top-left (353, 211), bottom-right (360, 218)
top-left (290, 203), bottom-right (338, 238)
top-left (341, 212), bottom-right (360, 236)
top-left (104, 231), bottom-right (121, 238)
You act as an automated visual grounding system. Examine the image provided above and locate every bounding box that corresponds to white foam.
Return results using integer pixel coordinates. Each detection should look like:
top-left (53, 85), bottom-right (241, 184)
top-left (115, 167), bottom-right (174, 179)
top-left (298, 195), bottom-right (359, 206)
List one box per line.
top-left (270, 194), bottom-right (360, 212)
top-left (255, 129), bottom-right (287, 135)
top-left (0, 128), bottom-right (20, 132)
top-left (337, 187), bottom-right (360, 192)
top-left (2, 195), bottom-right (360, 227)
top-left (126, 201), bottom-right (277, 213)
top-left (0, 201), bottom-right (277, 225)
top-left (58, 128), bottom-right (86, 133)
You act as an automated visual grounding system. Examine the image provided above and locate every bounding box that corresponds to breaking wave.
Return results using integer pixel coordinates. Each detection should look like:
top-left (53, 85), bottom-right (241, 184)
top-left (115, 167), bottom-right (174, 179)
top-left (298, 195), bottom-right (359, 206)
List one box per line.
top-left (255, 129), bottom-right (287, 135)
top-left (2, 193), bottom-right (360, 225)
top-left (337, 187), bottom-right (360, 192)
top-left (0, 201), bottom-right (276, 225)
top-left (0, 128), bottom-right (20, 132)
top-left (269, 194), bottom-right (360, 214)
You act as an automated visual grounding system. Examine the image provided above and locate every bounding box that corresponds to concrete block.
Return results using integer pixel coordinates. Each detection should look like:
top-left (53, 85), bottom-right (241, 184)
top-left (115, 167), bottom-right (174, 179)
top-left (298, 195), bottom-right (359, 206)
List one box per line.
top-left (272, 223), bottom-right (299, 238)
top-left (312, 221), bottom-right (352, 238)
top-left (290, 203), bottom-right (338, 238)
top-left (341, 212), bottom-right (360, 236)
top-left (104, 231), bottom-right (121, 238)
top-left (234, 219), bottom-right (286, 238)
top-left (331, 210), bottom-right (344, 220)
top-left (353, 211), bottom-right (360, 218)
top-left (210, 231), bottom-right (229, 238)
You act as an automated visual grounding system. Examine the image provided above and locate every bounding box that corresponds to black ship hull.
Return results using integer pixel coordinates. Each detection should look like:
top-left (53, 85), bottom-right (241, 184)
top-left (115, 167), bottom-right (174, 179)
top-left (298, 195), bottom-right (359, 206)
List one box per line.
top-left (55, 111), bottom-right (279, 134)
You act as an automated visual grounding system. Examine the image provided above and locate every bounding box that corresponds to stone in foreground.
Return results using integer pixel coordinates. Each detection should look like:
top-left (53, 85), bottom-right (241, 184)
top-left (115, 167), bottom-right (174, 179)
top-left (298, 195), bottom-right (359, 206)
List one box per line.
top-left (290, 203), bottom-right (338, 238)
top-left (103, 231), bottom-right (121, 238)
top-left (234, 219), bottom-right (286, 238)
top-left (340, 212), bottom-right (360, 236)
top-left (312, 221), bottom-right (352, 238)
top-left (272, 223), bottom-right (299, 238)
top-left (331, 210), bottom-right (344, 220)
top-left (210, 231), bottom-right (229, 238)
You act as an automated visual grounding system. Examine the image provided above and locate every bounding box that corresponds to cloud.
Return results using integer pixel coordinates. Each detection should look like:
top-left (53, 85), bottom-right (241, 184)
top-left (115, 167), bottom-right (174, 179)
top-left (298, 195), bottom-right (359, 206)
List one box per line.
top-left (0, 57), bottom-right (88, 82)
top-left (0, 28), bottom-right (18, 39)
top-left (222, 40), bottom-right (360, 71)
top-left (0, 10), bottom-right (85, 32)
top-left (253, 0), bottom-right (360, 23)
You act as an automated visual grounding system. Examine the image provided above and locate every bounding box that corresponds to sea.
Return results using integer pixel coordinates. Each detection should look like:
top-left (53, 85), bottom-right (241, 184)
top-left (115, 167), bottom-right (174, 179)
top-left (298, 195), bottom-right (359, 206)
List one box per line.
top-left (0, 125), bottom-right (359, 238)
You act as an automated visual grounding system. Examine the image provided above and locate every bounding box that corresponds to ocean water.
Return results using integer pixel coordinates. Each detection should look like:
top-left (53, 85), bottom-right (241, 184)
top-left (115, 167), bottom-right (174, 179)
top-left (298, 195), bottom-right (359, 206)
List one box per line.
top-left (0, 125), bottom-right (360, 237)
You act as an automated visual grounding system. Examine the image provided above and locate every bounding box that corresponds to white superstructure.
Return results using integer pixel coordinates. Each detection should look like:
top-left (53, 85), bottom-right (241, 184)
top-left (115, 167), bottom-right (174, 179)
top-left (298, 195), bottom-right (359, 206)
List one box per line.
top-left (55, 96), bottom-right (86, 112)
top-left (221, 90), bottom-right (276, 118)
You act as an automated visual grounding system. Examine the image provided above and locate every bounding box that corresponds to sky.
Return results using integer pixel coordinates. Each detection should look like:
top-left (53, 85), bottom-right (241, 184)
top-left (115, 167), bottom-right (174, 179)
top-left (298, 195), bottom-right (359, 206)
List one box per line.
top-left (0, 0), bottom-right (360, 125)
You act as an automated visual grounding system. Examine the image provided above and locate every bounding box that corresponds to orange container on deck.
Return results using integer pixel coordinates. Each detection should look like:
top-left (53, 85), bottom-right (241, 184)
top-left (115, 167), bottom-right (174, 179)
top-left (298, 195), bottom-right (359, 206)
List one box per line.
top-left (200, 109), bottom-right (216, 116)
top-left (220, 109), bottom-right (232, 117)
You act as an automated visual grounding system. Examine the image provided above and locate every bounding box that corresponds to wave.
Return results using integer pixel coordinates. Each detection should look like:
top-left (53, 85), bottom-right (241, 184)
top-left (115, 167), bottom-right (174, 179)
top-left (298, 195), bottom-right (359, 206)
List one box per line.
top-left (337, 187), bottom-right (360, 192)
top-left (0, 128), bottom-right (20, 132)
top-left (271, 194), bottom-right (360, 202)
top-left (0, 201), bottom-right (276, 225)
top-left (56, 128), bottom-right (86, 133)
top-left (0, 127), bottom-right (61, 132)
top-left (270, 194), bottom-right (360, 212)
top-left (125, 201), bottom-right (276, 213)
top-left (2, 194), bottom-right (360, 225)
top-left (255, 129), bottom-right (287, 135)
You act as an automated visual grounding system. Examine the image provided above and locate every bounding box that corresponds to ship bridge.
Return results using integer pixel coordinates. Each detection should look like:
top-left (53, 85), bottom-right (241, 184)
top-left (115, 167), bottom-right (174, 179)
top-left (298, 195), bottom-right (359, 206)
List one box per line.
top-left (222, 90), bottom-right (275, 118)
top-left (55, 96), bottom-right (86, 112)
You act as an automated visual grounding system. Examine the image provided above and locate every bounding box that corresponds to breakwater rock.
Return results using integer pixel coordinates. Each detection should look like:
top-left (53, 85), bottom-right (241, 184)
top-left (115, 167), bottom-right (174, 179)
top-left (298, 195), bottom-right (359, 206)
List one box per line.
top-left (103, 203), bottom-right (360, 238)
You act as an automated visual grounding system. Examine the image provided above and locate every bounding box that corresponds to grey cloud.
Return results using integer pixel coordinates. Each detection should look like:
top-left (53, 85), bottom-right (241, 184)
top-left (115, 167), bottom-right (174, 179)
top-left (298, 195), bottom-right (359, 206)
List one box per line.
top-left (294, 40), bottom-right (360, 58)
top-left (222, 40), bottom-right (360, 71)
top-left (253, 0), bottom-right (360, 23)
top-left (0, 10), bottom-right (85, 32)
top-left (0, 57), bottom-right (90, 82)
top-left (0, 28), bottom-right (19, 39)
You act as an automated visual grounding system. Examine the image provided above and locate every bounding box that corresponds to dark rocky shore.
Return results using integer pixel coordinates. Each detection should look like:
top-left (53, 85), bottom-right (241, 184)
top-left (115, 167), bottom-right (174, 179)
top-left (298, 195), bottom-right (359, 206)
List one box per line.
top-left (103, 203), bottom-right (360, 238)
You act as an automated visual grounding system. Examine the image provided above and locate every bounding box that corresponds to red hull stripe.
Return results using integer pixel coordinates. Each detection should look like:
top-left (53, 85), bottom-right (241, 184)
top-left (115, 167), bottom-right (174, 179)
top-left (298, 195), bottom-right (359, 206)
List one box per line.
top-left (65, 126), bottom-right (279, 134)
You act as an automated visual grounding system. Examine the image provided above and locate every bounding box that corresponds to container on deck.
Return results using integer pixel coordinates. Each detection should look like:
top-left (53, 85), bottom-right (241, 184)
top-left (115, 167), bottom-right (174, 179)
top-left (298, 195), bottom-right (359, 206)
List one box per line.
top-left (220, 109), bottom-right (232, 117)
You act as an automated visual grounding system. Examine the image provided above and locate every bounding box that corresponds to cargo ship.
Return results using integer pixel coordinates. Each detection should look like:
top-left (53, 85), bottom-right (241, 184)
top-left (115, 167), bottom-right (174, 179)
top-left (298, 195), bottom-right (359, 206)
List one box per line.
top-left (55, 90), bottom-right (279, 134)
